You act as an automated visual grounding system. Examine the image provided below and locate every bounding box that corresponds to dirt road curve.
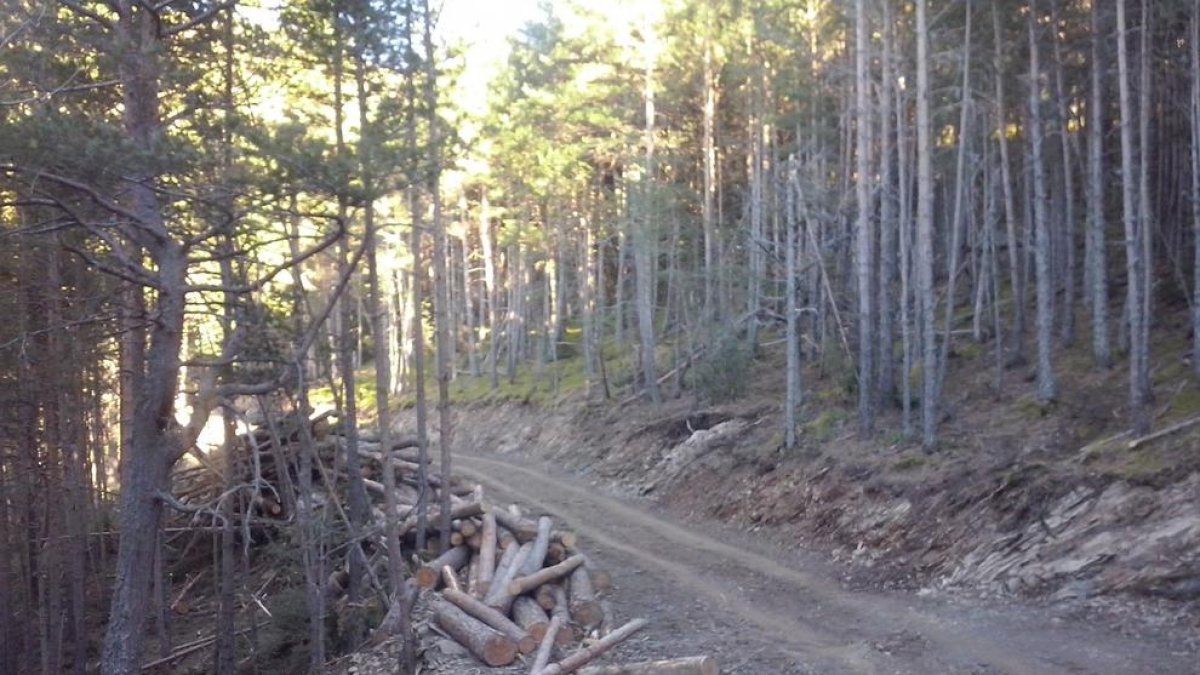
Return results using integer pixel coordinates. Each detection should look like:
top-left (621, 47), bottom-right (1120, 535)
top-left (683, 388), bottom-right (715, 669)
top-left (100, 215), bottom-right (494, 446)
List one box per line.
top-left (456, 452), bottom-right (1196, 675)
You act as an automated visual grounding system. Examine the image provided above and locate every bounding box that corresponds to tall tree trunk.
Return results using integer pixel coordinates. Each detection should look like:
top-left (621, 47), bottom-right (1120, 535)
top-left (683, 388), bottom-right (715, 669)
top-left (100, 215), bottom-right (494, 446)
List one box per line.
top-left (939, 0), bottom-right (973, 404)
top-left (480, 192), bottom-right (499, 390)
top-left (916, 0), bottom-right (938, 450)
top-left (1137, 0), bottom-right (1154, 395)
top-left (855, 0), bottom-right (874, 435)
top-left (1118, 0), bottom-right (1151, 435)
top-left (1048, 0), bottom-right (1077, 346)
top-left (994, 5), bottom-right (1026, 364)
top-left (702, 33), bottom-right (718, 325)
top-left (636, 14), bottom-right (661, 402)
top-left (331, 6), bottom-right (370, 638)
top-left (1029, 0), bottom-right (1059, 402)
top-left (878, 0), bottom-right (898, 406)
top-left (102, 4), bottom-right (194, 671)
top-left (422, 0), bottom-right (455, 550)
top-left (785, 160), bottom-right (802, 450)
top-left (1192, 0), bottom-right (1200, 377)
top-left (358, 41), bottom-right (415, 672)
top-left (1089, 0), bottom-right (1113, 369)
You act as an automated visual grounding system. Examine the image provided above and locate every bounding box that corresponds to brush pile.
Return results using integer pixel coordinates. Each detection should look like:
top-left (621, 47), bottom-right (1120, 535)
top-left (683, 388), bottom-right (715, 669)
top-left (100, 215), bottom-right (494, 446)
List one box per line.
top-left (166, 411), bottom-right (716, 674)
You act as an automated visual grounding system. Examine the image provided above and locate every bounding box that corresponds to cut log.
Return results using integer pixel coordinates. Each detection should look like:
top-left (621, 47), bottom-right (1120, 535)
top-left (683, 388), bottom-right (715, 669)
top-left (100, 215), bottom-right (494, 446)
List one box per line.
top-left (416, 546), bottom-right (470, 588)
top-left (442, 565), bottom-right (462, 593)
top-left (552, 585), bottom-right (580, 645)
top-left (568, 561), bottom-right (604, 628)
top-left (512, 596), bottom-right (551, 641)
top-left (535, 583), bottom-right (558, 612)
top-left (467, 554), bottom-right (480, 597)
top-left (432, 597), bottom-right (519, 667)
top-left (546, 542), bottom-right (567, 566)
top-left (477, 512), bottom-right (498, 596)
top-left (509, 554), bottom-right (585, 597)
top-left (442, 588), bottom-right (537, 654)
top-left (458, 519), bottom-right (479, 539)
top-left (598, 600), bottom-right (613, 638)
top-left (540, 618), bottom-right (649, 675)
top-left (495, 510), bottom-right (578, 549)
top-left (494, 509), bottom-right (538, 541)
top-left (485, 543), bottom-right (532, 614)
top-left (399, 501), bottom-right (486, 538)
top-left (576, 656), bottom-right (718, 675)
top-left (488, 540), bottom-right (519, 600)
top-left (529, 614), bottom-right (565, 675)
top-left (521, 516), bottom-right (554, 575)
top-left (585, 557), bottom-right (613, 594)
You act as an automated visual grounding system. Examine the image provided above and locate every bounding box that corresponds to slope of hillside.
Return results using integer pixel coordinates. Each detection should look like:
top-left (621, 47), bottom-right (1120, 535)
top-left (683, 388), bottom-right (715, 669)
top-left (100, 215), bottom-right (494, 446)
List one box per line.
top-left (433, 313), bottom-right (1200, 636)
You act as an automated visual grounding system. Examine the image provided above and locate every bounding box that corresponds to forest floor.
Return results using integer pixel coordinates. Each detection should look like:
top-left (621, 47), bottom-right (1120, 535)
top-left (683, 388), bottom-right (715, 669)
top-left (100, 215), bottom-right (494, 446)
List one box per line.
top-left (338, 312), bottom-right (1200, 672)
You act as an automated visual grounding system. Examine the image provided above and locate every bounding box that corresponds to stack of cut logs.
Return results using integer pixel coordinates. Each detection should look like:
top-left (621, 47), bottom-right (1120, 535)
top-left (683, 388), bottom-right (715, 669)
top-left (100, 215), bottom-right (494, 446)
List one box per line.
top-left (411, 490), bottom-right (718, 673)
top-left (169, 411), bottom-right (718, 675)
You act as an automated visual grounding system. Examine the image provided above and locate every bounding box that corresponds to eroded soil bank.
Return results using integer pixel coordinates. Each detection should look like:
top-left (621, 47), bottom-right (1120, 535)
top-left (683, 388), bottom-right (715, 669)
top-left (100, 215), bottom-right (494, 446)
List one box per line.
top-left (447, 394), bottom-right (1200, 631)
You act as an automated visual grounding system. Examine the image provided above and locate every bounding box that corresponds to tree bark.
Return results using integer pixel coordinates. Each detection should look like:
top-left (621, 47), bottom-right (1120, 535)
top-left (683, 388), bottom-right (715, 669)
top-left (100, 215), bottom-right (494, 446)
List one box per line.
top-left (441, 589), bottom-right (537, 654)
top-left (1118, 0), bottom-right (1151, 434)
top-left (854, 0), bottom-right (875, 436)
top-left (1089, 0), bottom-right (1113, 369)
top-left (1029, 0), bottom-right (1059, 402)
top-left (916, 0), bottom-right (938, 450)
top-left (578, 656), bottom-right (719, 675)
top-left (433, 598), bottom-right (519, 667)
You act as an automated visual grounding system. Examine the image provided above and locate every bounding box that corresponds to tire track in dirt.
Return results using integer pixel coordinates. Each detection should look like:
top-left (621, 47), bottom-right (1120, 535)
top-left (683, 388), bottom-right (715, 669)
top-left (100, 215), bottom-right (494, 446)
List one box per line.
top-left (456, 452), bottom-right (1196, 675)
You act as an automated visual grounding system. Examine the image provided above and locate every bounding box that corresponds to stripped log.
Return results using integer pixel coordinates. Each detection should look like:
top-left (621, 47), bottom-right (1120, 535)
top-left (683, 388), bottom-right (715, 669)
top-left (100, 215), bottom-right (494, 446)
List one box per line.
top-left (598, 600), bottom-right (613, 638)
top-left (585, 557), bottom-right (612, 594)
top-left (442, 565), bottom-right (462, 593)
top-left (485, 543), bottom-right (532, 614)
top-left (529, 614), bottom-right (565, 675)
top-left (546, 542), bottom-right (567, 566)
top-left (521, 516), bottom-right (554, 575)
top-left (496, 510), bottom-right (579, 549)
top-left (399, 501), bottom-right (486, 538)
top-left (458, 519), bottom-right (479, 538)
top-left (512, 596), bottom-right (551, 641)
top-left (508, 554), bottom-right (585, 597)
top-left (432, 597), bottom-right (519, 667)
top-left (442, 588), bottom-right (537, 654)
top-left (488, 540), bottom-right (518, 600)
top-left (477, 513), bottom-right (498, 597)
top-left (540, 618), bottom-right (649, 675)
top-left (535, 583), bottom-right (558, 612)
top-left (467, 554), bottom-right (480, 596)
top-left (552, 585), bottom-right (580, 644)
top-left (576, 656), bottom-right (718, 675)
top-left (568, 561), bottom-right (604, 628)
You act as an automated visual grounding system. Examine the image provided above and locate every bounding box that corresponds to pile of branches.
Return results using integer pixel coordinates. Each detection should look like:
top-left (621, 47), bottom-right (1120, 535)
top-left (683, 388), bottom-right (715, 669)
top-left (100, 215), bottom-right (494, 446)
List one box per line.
top-left (166, 410), bottom-right (717, 674)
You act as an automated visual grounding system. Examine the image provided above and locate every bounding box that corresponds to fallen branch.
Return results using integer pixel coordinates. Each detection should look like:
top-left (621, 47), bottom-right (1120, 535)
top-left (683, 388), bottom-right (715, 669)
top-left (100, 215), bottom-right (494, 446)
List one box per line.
top-left (577, 656), bottom-right (718, 675)
top-left (508, 554), bottom-right (585, 597)
top-left (541, 618), bottom-right (650, 675)
top-left (1127, 415), bottom-right (1200, 450)
top-left (529, 614), bottom-right (566, 675)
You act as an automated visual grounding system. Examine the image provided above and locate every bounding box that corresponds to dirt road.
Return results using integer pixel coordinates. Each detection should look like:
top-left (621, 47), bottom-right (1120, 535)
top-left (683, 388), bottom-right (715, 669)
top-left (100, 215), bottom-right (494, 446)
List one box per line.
top-left (455, 452), bottom-right (1196, 674)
